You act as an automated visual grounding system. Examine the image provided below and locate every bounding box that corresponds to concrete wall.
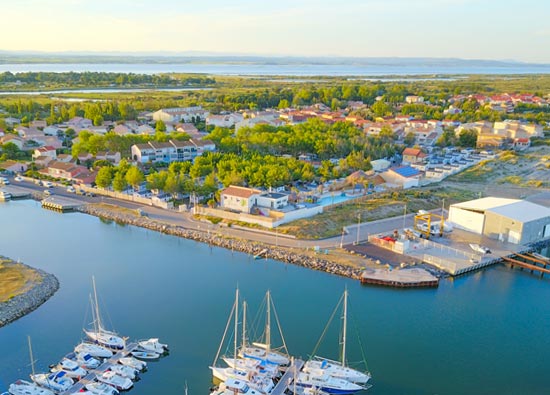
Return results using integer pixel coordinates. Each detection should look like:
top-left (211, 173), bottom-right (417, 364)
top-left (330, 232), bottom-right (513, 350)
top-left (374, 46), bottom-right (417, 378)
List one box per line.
top-left (449, 206), bottom-right (485, 234)
top-left (484, 211), bottom-right (550, 244)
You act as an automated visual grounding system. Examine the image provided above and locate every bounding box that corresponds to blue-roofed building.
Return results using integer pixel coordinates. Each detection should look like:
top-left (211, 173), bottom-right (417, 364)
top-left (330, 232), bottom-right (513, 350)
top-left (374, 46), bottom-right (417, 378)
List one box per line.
top-left (381, 166), bottom-right (421, 189)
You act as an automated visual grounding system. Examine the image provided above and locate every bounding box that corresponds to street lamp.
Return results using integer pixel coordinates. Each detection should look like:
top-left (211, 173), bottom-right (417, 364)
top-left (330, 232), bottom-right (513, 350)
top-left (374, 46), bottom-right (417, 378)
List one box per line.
top-left (356, 213), bottom-right (361, 245)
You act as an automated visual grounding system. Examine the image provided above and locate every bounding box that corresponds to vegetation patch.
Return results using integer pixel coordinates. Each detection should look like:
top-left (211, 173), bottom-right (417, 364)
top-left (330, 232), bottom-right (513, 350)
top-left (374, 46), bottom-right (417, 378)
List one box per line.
top-left (0, 258), bottom-right (42, 303)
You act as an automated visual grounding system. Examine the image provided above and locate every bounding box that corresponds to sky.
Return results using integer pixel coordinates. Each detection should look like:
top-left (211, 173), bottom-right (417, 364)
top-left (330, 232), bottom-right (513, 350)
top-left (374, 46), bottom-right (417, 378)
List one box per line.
top-left (2, 0), bottom-right (550, 63)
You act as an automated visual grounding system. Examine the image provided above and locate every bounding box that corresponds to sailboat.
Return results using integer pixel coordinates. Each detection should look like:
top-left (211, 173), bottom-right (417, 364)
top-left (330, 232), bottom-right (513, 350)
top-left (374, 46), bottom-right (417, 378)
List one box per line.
top-left (303, 289), bottom-right (371, 385)
top-left (84, 276), bottom-right (126, 350)
top-left (210, 290), bottom-right (275, 394)
top-left (239, 290), bottom-right (290, 366)
top-left (26, 336), bottom-right (74, 393)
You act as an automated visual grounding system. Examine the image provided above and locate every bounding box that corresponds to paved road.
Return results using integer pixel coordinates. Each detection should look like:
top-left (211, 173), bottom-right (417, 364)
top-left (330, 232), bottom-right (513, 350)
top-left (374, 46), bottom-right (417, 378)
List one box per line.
top-left (1, 175), bottom-right (444, 250)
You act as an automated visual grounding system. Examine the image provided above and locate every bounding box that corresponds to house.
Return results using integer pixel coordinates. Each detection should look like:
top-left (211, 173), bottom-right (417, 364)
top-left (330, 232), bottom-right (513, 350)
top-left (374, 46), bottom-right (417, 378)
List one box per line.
top-left (206, 113), bottom-right (244, 128)
top-left (371, 159), bottom-right (391, 172)
top-left (0, 160), bottom-right (28, 174)
top-left (113, 124), bottom-right (133, 136)
top-left (42, 161), bottom-right (89, 182)
top-left (56, 154), bottom-right (74, 163)
top-left (4, 117), bottom-right (21, 127)
top-left (176, 123), bottom-right (202, 138)
top-left (44, 126), bottom-right (64, 137)
top-left (34, 155), bottom-right (54, 168)
top-left (32, 146), bottom-right (57, 160)
top-left (476, 134), bottom-right (505, 149)
top-left (405, 96), bottom-right (424, 104)
top-left (402, 148), bottom-right (427, 164)
top-left (220, 186), bottom-right (263, 214)
top-left (136, 124), bottom-right (155, 135)
top-left (152, 106), bottom-right (209, 123)
top-left (512, 138), bottom-right (531, 150)
top-left (190, 139), bottom-right (216, 155)
top-left (16, 126), bottom-right (44, 140)
top-left (87, 126), bottom-right (109, 135)
top-left (381, 166), bottom-right (421, 189)
top-left (131, 139), bottom-right (208, 164)
top-left (30, 120), bottom-right (47, 129)
top-left (0, 135), bottom-right (25, 149)
top-left (67, 117), bottom-right (93, 129)
top-left (96, 151), bottom-right (121, 164)
top-left (77, 153), bottom-right (94, 163)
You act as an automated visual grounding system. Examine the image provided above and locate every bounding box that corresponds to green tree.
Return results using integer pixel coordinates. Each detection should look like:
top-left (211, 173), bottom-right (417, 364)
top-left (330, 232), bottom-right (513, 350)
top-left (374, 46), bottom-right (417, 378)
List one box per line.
top-left (155, 120), bottom-right (166, 132)
top-left (95, 166), bottom-right (114, 188)
top-left (112, 171), bottom-right (128, 192)
top-left (146, 171), bottom-right (168, 191)
top-left (404, 132), bottom-right (416, 146)
top-left (371, 101), bottom-right (391, 117)
top-left (1, 142), bottom-right (23, 160)
top-left (125, 166), bottom-right (144, 190)
top-left (458, 129), bottom-right (478, 147)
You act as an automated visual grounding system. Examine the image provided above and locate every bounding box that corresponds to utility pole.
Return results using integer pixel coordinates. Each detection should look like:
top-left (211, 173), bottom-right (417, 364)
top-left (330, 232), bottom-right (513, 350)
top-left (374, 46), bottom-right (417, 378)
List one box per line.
top-left (340, 228), bottom-right (345, 248)
top-left (402, 203), bottom-right (407, 229)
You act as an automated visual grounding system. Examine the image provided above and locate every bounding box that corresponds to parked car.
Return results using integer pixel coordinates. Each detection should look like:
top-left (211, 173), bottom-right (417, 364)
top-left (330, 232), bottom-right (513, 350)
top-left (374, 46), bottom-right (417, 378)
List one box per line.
top-left (66, 186), bottom-right (76, 193)
top-left (44, 190), bottom-right (52, 196)
top-left (43, 181), bottom-right (54, 188)
top-left (0, 177), bottom-right (10, 185)
top-left (14, 176), bottom-right (24, 182)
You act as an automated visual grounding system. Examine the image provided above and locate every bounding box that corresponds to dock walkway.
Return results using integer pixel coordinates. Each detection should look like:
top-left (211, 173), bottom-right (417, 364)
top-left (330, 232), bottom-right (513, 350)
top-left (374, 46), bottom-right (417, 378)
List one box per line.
top-left (41, 196), bottom-right (84, 212)
top-left (61, 342), bottom-right (137, 394)
top-left (271, 359), bottom-right (304, 395)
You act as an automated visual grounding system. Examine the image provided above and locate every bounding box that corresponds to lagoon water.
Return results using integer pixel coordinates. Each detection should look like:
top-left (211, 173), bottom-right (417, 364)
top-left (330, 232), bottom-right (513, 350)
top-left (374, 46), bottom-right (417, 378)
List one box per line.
top-left (1, 63), bottom-right (550, 76)
top-left (1, 200), bottom-right (550, 395)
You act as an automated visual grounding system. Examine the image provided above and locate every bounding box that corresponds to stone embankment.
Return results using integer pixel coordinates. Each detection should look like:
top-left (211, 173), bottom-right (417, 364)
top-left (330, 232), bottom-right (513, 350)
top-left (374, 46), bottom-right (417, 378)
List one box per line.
top-left (81, 205), bottom-right (363, 280)
top-left (0, 263), bottom-right (59, 328)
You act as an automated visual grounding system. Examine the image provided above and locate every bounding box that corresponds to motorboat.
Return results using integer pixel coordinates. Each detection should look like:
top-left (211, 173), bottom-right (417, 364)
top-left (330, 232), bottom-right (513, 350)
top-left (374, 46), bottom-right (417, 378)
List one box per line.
top-left (84, 277), bottom-right (126, 350)
top-left (30, 371), bottom-right (74, 393)
top-left (210, 366), bottom-right (274, 394)
top-left (107, 364), bottom-right (138, 380)
top-left (469, 243), bottom-right (491, 254)
top-left (210, 378), bottom-right (264, 395)
top-left (296, 371), bottom-right (364, 395)
top-left (67, 351), bottom-right (101, 369)
top-left (6, 380), bottom-right (55, 395)
top-left (85, 381), bottom-right (120, 395)
top-left (137, 338), bottom-right (168, 354)
top-left (96, 371), bottom-right (133, 391)
top-left (75, 342), bottom-right (113, 358)
top-left (130, 350), bottom-right (159, 360)
top-left (119, 357), bottom-right (146, 371)
top-left (51, 358), bottom-right (87, 378)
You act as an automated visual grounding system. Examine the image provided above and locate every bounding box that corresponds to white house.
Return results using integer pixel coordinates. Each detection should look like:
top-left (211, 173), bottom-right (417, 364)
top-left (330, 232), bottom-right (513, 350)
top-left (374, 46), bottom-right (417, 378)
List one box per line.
top-left (32, 146), bottom-right (57, 160)
top-left (131, 139), bottom-right (208, 164)
top-left (206, 113), bottom-right (244, 128)
top-left (153, 107), bottom-right (209, 123)
top-left (220, 186), bottom-right (263, 214)
top-left (381, 166), bottom-right (421, 189)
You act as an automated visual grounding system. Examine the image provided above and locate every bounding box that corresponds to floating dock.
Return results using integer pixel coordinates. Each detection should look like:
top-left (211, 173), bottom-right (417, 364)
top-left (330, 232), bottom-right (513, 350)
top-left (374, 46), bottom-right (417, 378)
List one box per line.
top-left (41, 196), bottom-right (84, 212)
top-left (0, 185), bottom-right (31, 199)
top-left (360, 267), bottom-right (439, 288)
top-left (270, 359), bottom-right (304, 395)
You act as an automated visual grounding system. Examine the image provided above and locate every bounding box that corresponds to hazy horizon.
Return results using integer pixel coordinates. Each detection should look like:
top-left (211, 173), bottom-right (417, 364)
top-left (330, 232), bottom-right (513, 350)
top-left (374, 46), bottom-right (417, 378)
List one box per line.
top-left (2, 0), bottom-right (550, 63)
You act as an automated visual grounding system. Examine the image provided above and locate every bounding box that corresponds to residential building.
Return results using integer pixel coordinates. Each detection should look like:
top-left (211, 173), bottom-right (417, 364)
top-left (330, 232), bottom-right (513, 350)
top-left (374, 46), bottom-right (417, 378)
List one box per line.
top-left (131, 139), bottom-right (215, 164)
top-left (96, 151), bottom-right (121, 164)
top-left (152, 106), bottom-right (209, 123)
top-left (67, 117), bottom-right (93, 129)
top-left (4, 117), bottom-right (21, 127)
top-left (402, 148), bottom-right (427, 164)
top-left (206, 113), bottom-right (244, 128)
top-left (381, 166), bottom-right (421, 189)
top-left (220, 186), bottom-right (263, 214)
top-left (32, 146), bottom-right (57, 160)
top-left (405, 96), bottom-right (424, 104)
top-left (0, 135), bottom-right (24, 149)
top-left (0, 160), bottom-right (28, 174)
top-left (42, 161), bottom-right (89, 181)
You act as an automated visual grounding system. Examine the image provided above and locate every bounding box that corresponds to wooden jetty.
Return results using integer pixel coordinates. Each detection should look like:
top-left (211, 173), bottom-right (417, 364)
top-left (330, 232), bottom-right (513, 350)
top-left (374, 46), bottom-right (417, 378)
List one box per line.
top-left (61, 342), bottom-right (138, 395)
top-left (502, 254), bottom-right (550, 278)
top-left (270, 359), bottom-right (304, 395)
top-left (41, 196), bottom-right (84, 212)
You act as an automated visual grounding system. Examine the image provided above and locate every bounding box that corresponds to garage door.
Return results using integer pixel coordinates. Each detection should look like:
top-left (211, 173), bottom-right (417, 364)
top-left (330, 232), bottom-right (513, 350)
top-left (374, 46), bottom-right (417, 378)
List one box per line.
top-left (508, 230), bottom-right (521, 244)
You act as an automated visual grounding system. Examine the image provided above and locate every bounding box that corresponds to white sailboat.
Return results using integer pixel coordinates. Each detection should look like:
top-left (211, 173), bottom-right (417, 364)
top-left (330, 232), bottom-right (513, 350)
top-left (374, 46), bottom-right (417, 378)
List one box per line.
top-left (27, 336), bottom-right (74, 393)
top-left (85, 382), bottom-right (120, 395)
top-left (74, 342), bottom-right (113, 359)
top-left (67, 351), bottom-right (101, 369)
top-left (239, 290), bottom-right (290, 366)
top-left (303, 289), bottom-right (371, 385)
top-left (210, 290), bottom-right (276, 394)
top-left (50, 358), bottom-right (87, 378)
top-left (84, 277), bottom-right (126, 350)
top-left (295, 371), bottom-right (363, 395)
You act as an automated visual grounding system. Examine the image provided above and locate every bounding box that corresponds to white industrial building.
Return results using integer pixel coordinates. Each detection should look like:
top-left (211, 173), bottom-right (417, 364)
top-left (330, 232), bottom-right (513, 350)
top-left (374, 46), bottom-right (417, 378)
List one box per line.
top-left (449, 197), bottom-right (550, 244)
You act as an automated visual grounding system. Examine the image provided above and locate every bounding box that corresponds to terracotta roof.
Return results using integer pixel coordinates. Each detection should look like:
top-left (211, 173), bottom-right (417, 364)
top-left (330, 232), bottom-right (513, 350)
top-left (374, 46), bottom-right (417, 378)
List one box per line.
top-left (402, 148), bottom-right (423, 157)
top-left (222, 186), bottom-right (262, 199)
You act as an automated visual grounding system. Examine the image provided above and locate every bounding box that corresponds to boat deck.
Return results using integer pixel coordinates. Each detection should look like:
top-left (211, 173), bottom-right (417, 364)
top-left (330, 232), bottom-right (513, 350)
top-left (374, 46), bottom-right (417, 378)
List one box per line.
top-left (61, 342), bottom-right (137, 394)
top-left (271, 359), bottom-right (304, 395)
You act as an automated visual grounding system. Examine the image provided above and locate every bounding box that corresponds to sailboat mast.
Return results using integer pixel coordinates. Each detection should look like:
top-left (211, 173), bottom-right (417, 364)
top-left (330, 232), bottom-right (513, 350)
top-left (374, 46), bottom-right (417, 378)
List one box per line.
top-left (266, 290), bottom-right (271, 354)
top-left (342, 288), bottom-right (348, 367)
top-left (242, 300), bottom-right (247, 349)
top-left (234, 288), bottom-right (239, 364)
top-left (28, 335), bottom-right (35, 376)
top-left (92, 276), bottom-right (102, 331)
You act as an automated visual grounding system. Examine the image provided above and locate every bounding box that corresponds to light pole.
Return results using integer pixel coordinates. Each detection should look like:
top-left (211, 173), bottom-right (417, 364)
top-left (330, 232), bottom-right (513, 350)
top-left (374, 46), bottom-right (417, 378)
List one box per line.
top-left (402, 203), bottom-right (407, 230)
top-left (356, 213), bottom-right (361, 245)
top-left (340, 228), bottom-right (345, 248)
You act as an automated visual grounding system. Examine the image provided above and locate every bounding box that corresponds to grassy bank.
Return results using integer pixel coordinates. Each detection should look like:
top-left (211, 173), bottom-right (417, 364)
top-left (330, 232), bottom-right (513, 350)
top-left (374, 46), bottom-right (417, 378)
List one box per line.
top-left (0, 258), bottom-right (42, 303)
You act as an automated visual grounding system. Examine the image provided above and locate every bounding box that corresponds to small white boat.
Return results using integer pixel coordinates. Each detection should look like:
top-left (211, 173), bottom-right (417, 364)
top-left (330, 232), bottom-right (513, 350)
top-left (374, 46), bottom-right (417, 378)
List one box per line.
top-left (119, 356), bottom-right (146, 371)
top-left (239, 344), bottom-right (290, 366)
top-left (31, 371), bottom-right (74, 393)
top-left (137, 338), bottom-right (168, 354)
top-left (96, 371), bottom-right (133, 391)
top-left (75, 342), bottom-right (113, 358)
top-left (130, 350), bottom-right (160, 360)
top-left (222, 357), bottom-right (279, 377)
top-left (210, 367), bottom-right (274, 394)
top-left (469, 243), bottom-right (491, 254)
top-left (68, 351), bottom-right (101, 369)
top-left (107, 364), bottom-right (138, 380)
top-left (6, 380), bottom-right (55, 395)
top-left (85, 381), bottom-right (120, 395)
top-left (85, 329), bottom-right (126, 350)
top-left (51, 358), bottom-right (87, 378)
top-left (210, 378), bottom-right (264, 395)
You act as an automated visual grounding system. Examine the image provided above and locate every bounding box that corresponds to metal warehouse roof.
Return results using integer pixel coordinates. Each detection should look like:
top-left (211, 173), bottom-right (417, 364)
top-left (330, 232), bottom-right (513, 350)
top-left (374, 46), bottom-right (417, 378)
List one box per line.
top-left (451, 197), bottom-right (518, 211)
top-left (488, 201), bottom-right (550, 222)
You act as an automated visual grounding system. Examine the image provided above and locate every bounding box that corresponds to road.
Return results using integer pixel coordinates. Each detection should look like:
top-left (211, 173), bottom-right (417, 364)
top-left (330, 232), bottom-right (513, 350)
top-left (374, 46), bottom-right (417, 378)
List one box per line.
top-left (1, 175), bottom-right (443, 250)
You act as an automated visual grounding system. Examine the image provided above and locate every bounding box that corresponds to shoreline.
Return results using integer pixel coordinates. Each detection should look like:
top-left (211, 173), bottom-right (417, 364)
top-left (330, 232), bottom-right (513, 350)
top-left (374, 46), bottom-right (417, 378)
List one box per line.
top-left (80, 205), bottom-right (365, 280)
top-left (0, 258), bottom-right (59, 328)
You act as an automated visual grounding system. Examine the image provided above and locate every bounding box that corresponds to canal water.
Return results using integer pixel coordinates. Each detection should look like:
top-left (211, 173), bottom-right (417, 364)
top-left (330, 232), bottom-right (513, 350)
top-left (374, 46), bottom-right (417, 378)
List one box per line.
top-left (1, 200), bottom-right (550, 395)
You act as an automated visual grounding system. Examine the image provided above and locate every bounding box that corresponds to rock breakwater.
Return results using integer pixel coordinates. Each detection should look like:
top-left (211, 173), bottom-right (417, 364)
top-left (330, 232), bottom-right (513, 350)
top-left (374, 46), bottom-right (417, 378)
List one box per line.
top-left (81, 205), bottom-right (363, 280)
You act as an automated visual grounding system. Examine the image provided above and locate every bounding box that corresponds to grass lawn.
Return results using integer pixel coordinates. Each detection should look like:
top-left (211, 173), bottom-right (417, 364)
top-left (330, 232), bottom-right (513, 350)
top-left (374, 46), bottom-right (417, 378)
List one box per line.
top-left (0, 258), bottom-right (42, 303)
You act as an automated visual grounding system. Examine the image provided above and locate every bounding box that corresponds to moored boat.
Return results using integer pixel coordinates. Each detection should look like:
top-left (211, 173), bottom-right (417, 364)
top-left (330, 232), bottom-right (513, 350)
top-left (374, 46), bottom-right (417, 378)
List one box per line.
top-left (130, 350), bottom-right (160, 360)
top-left (85, 382), bottom-right (120, 395)
top-left (107, 364), bottom-right (138, 380)
top-left (6, 380), bottom-right (55, 395)
top-left (30, 371), bottom-right (74, 393)
top-left (75, 342), bottom-right (113, 358)
top-left (295, 371), bottom-right (364, 395)
top-left (210, 378), bottom-right (264, 395)
top-left (66, 351), bottom-right (102, 369)
top-left (51, 357), bottom-right (87, 378)
top-left (137, 338), bottom-right (168, 354)
top-left (119, 356), bottom-right (147, 371)
top-left (96, 371), bottom-right (133, 391)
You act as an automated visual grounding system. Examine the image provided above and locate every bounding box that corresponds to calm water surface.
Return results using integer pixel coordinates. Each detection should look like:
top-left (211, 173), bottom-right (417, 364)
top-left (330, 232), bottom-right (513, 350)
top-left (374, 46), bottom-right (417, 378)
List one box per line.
top-left (1, 200), bottom-right (550, 395)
